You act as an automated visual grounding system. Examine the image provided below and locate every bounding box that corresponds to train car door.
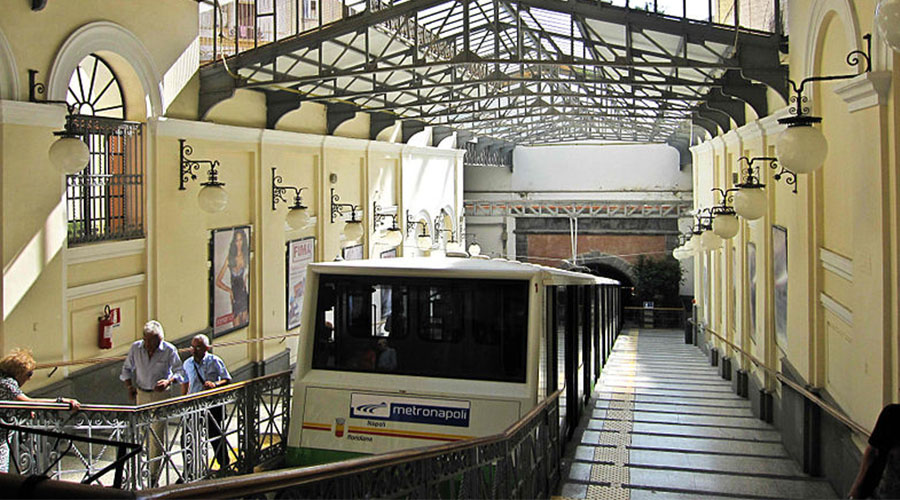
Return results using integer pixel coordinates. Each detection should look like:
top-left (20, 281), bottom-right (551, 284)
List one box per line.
top-left (565, 285), bottom-right (579, 436)
top-left (593, 285), bottom-right (601, 382)
top-left (582, 285), bottom-right (592, 403)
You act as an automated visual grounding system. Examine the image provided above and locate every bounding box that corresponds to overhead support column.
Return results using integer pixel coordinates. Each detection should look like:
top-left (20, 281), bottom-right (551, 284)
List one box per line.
top-left (326, 102), bottom-right (358, 135)
top-left (265, 90), bottom-right (303, 129)
top-left (401, 120), bottom-right (427, 143)
top-left (721, 70), bottom-right (769, 119)
top-left (369, 112), bottom-right (396, 140)
top-left (707, 88), bottom-right (746, 128)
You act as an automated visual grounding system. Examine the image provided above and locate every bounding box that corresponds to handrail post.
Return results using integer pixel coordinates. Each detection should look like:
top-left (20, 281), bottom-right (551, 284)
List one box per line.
top-left (242, 381), bottom-right (256, 474)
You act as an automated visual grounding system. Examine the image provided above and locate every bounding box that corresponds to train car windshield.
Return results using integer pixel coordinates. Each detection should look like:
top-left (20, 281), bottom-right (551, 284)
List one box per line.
top-left (312, 274), bottom-right (529, 382)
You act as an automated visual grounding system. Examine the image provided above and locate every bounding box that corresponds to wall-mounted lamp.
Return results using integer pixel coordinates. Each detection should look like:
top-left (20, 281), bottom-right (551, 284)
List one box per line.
top-left (672, 231), bottom-right (695, 260)
top-left (708, 189), bottom-right (739, 239)
top-left (179, 139), bottom-right (227, 213)
top-left (876, 0), bottom-right (900, 52)
top-left (731, 158), bottom-right (767, 221)
top-left (373, 201), bottom-right (403, 247)
top-left (271, 167), bottom-right (312, 230)
top-left (694, 211), bottom-right (723, 251)
top-left (776, 34), bottom-right (871, 174)
top-left (29, 70), bottom-right (90, 174)
top-left (330, 188), bottom-right (363, 242)
top-left (465, 233), bottom-right (481, 256)
top-left (406, 211), bottom-right (432, 250)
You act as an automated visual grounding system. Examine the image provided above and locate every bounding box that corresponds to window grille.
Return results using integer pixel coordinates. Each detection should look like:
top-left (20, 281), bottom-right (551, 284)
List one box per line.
top-left (65, 116), bottom-right (144, 245)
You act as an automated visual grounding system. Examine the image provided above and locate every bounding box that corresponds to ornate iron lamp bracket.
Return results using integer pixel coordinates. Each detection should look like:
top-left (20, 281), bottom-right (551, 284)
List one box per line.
top-left (330, 188), bottom-right (359, 223)
top-left (737, 156), bottom-right (796, 194)
top-left (781, 34), bottom-right (871, 126)
top-left (179, 139), bottom-right (222, 190)
top-left (271, 167), bottom-right (307, 210)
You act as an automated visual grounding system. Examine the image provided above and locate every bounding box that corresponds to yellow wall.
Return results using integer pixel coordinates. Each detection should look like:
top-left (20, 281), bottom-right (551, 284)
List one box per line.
top-left (691, 0), bottom-right (897, 433)
top-left (0, 4), bottom-right (463, 393)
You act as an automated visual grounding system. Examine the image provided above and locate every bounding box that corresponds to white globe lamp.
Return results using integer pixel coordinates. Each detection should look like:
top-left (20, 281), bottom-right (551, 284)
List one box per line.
top-left (700, 230), bottom-right (722, 251)
top-left (876, 0), bottom-right (900, 52)
top-left (380, 227), bottom-right (403, 247)
top-left (467, 242), bottom-right (481, 256)
top-left (343, 219), bottom-right (364, 242)
top-left (733, 188), bottom-right (766, 220)
top-left (49, 136), bottom-right (90, 174)
top-left (776, 124), bottom-right (828, 174)
top-left (197, 183), bottom-right (228, 213)
top-left (416, 234), bottom-right (433, 251)
top-left (286, 206), bottom-right (312, 230)
top-left (712, 213), bottom-right (740, 239)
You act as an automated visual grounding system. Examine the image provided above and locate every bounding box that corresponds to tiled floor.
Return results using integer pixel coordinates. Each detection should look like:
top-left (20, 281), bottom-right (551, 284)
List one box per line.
top-left (557, 329), bottom-right (836, 500)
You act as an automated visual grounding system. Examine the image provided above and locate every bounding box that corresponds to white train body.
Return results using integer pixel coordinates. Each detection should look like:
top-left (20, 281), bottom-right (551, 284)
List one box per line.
top-left (286, 257), bottom-right (619, 466)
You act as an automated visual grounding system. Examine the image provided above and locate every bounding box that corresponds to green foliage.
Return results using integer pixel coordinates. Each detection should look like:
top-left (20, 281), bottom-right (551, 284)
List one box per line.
top-left (632, 255), bottom-right (683, 306)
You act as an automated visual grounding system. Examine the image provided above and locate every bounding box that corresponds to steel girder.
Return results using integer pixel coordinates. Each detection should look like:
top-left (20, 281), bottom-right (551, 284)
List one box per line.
top-left (199, 0), bottom-right (784, 145)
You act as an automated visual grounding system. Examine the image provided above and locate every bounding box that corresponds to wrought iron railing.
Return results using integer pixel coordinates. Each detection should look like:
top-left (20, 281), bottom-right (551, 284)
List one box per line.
top-left (623, 306), bottom-right (686, 329)
top-left (139, 388), bottom-right (563, 499)
top-left (0, 371), bottom-right (289, 490)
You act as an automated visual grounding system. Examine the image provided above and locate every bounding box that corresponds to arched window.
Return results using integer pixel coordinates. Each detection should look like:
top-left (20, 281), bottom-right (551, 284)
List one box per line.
top-left (64, 54), bottom-right (144, 245)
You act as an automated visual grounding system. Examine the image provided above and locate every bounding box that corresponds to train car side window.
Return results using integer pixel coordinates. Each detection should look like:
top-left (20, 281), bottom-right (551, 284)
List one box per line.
top-left (311, 274), bottom-right (528, 382)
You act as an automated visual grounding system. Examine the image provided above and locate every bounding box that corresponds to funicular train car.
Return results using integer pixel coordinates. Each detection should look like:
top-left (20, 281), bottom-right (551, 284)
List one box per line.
top-left (286, 257), bottom-right (621, 466)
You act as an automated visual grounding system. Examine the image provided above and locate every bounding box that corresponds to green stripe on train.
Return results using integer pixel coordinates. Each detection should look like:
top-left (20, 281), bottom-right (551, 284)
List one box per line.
top-left (285, 446), bottom-right (369, 467)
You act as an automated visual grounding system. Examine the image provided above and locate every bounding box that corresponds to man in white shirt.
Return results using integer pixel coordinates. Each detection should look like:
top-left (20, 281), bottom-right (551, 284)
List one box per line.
top-left (181, 334), bottom-right (232, 469)
top-left (119, 320), bottom-right (185, 484)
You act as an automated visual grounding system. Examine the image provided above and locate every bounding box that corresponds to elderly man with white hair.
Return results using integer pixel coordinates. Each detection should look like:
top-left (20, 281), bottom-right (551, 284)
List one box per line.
top-left (120, 320), bottom-right (185, 484)
top-left (181, 334), bottom-right (232, 469)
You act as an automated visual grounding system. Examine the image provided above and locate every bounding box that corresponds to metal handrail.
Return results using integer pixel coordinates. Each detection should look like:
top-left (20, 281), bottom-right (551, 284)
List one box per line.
top-left (140, 388), bottom-right (565, 499)
top-left (700, 324), bottom-right (871, 438)
top-left (0, 370), bottom-right (290, 413)
top-left (0, 422), bottom-right (141, 488)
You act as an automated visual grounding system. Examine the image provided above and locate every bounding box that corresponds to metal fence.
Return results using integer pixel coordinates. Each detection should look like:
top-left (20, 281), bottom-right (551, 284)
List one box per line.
top-left (139, 388), bottom-right (562, 499)
top-left (623, 306), bottom-right (686, 329)
top-left (0, 371), bottom-right (289, 490)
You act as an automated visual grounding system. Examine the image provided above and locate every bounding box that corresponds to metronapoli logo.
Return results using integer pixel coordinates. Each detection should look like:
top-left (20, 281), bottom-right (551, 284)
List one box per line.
top-left (350, 393), bottom-right (471, 427)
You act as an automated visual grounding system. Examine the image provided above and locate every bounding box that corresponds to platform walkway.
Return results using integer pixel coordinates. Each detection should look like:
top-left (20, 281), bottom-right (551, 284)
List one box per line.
top-left (558, 328), bottom-right (837, 500)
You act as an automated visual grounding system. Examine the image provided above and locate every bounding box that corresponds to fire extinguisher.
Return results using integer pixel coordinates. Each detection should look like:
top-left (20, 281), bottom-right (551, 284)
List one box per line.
top-left (98, 305), bottom-right (114, 350)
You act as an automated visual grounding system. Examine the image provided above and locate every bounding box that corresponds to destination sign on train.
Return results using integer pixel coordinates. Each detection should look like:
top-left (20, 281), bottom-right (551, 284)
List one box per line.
top-left (350, 393), bottom-right (471, 427)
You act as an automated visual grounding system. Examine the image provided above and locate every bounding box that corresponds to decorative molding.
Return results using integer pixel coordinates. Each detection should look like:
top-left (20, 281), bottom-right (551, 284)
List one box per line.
top-left (48, 21), bottom-right (163, 118)
top-left (759, 107), bottom-right (791, 137)
top-left (67, 274), bottom-right (146, 300)
top-left (820, 247), bottom-right (853, 282)
top-left (367, 141), bottom-right (404, 155)
top-left (0, 100), bottom-right (65, 127)
top-left (403, 144), bottom-right (464, 159)
top-left (152, 117), bottom-right (261, 143)
top-left (260, 128), bottom-right (326, 148)
top-left (322, 134), bottom-right (369, 151)
top-left (0, 28), bottom-right (18, 100)
top-left (820, 292), bottom-right (853, 325)
top-left (804, 0), bottom-right (861, 104)
top-left (690, 141), bottom-right (714, 155)
top-left (722, 129), bottom-right (742, 148)
top-left (66, 239), bottom-right (145, 265)
top-left (833, 71), bottom-right (892, 112)
top-left (735, 120), bottom-right (766, 144)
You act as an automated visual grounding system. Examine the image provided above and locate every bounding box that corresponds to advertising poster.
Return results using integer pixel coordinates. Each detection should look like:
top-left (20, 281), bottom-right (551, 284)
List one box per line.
top-left (211, 225), bottom-right (251, 337)
top-left (748, 242), bottom-right (757, 340)
top-left (773, 226), bottom-right (788, 348)
top-left (343, 244), bottom-right (363, 261)
top-left (287, 237), bottom-right (315, 330)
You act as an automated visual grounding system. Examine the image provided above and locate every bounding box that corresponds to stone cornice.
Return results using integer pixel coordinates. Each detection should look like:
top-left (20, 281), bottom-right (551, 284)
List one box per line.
top-left (260, 128), bottom-right (325, 148)
top-left (833, 71), bottom-right (892, 113)
top-left (152, 117), bottom-right (260, 143)
top-left (759, 107), bottom-right (790, 137)
top-left (0, 100), bottom-right (65, 128)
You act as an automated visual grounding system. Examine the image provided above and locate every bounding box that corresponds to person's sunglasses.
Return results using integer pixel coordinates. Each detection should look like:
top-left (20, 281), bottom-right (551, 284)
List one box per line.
top-left (25, 371), bottom-right (34, 378)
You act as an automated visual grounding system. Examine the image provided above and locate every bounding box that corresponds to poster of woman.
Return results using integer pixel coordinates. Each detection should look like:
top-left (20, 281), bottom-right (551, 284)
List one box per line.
top-left (211, 226), bottom-right (251, 336)
top-left (286, 237), bottom-right (315, 330)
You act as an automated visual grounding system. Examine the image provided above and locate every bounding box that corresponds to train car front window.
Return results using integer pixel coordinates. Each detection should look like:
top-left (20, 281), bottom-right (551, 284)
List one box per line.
top-left (311, 275), bottom-right (528, 382)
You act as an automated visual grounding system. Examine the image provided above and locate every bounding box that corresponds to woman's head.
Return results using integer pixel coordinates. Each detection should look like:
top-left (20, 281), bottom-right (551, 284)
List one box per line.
top-left (228, 228), bottom-right (249, 268)
top-left (0, 348), bottom-right (36, 385)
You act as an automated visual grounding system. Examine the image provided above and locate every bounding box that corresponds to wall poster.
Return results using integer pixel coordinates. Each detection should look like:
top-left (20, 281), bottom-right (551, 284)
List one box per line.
top-left (286, 237), bottom-right (315, 331)
top-left (748, 242), bottom-right (757, 341)
top-left (772, 226), bottom-right (788, 348)
top-left (211, 225), bottom-right (251, 337)
top-left (342, 244), bottom-right (364, 261)
top-left (380, 248), bottom-right (397, 259)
